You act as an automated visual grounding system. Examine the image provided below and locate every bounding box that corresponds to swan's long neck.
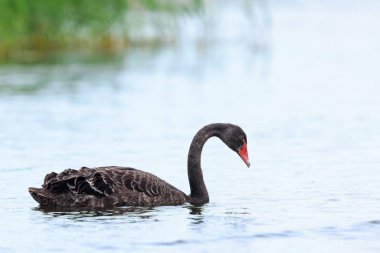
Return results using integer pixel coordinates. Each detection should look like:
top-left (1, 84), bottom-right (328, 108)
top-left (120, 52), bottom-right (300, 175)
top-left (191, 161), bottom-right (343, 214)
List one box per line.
top-left (187, 124), bottom-right (222, 205)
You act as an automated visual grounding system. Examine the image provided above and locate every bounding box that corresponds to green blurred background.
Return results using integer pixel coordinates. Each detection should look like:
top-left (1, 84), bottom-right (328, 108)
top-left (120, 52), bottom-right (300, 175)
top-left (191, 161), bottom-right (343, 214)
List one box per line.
top-left (0, 0), bottom-right (202, 62)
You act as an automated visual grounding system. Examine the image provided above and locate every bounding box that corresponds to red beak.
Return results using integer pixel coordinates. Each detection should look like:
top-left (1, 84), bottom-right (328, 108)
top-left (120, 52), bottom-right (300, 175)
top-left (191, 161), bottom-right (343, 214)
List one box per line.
top-left (238, 142), bottom-right (250, 167)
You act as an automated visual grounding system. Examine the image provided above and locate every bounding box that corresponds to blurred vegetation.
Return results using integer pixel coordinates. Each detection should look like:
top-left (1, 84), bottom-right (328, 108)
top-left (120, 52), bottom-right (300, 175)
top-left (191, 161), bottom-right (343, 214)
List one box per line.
top-left (0, 0), bottom-right (203, 63)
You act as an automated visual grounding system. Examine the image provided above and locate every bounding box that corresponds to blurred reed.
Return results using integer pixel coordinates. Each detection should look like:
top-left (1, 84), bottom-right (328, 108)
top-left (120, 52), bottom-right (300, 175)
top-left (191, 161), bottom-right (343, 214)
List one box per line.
top-left (0, 0), bottom-right (202, 62)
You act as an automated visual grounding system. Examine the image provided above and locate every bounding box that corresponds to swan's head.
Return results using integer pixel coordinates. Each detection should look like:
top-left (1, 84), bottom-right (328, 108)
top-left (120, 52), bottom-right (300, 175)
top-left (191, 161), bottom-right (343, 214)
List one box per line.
top-left (219, 124), bottom-right (251, 167)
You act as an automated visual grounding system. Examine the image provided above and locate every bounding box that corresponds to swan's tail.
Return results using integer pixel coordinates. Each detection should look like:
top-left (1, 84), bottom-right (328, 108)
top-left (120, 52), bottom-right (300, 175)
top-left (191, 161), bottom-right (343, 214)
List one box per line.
top-left (28, 187), bottom-right (55, 206)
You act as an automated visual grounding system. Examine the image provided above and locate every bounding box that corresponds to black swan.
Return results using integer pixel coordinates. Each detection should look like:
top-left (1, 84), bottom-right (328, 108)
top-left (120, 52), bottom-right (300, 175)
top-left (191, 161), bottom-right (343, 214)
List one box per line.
top-left (29, 123), bottom-right (250, 208)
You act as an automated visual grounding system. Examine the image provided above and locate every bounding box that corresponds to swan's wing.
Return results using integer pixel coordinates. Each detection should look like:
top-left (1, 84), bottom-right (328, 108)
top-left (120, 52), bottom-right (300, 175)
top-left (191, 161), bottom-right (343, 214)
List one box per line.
top-left (116, 167), bottom-right (169, 197)
top-left (42, 166), bottom-right (183, 199)
top-left (42, 167), bottom-right (115, 197)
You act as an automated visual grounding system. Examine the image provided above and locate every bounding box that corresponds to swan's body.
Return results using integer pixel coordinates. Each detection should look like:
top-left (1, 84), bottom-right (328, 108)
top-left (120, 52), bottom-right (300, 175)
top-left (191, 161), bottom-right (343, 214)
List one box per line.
top-left (29, 123), bottom-right (250, 208)
top-left (29, 166), bottom-right (188, 208)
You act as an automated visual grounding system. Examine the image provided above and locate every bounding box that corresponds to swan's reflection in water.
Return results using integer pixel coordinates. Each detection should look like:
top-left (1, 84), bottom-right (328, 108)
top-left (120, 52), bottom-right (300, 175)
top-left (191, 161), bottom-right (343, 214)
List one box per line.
top-left (185, 205), bottom-right (204, 225)
top-left (33, 205), bottom-right (206, 226)
top-left (33, 206), bottom-right (157, 221)
top-left (33, 205), bottom-right (206, 228)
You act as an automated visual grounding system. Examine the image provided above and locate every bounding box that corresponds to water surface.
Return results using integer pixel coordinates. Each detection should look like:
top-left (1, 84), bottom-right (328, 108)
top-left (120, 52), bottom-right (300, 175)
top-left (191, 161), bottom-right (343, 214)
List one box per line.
top-left (1, 1), bottom-right (380, 252)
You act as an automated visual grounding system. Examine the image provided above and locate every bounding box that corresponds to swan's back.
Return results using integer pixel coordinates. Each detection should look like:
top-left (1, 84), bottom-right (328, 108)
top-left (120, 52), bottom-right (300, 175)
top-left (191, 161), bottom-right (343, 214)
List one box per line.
top-left (29, 166), bottom-right (188, 208)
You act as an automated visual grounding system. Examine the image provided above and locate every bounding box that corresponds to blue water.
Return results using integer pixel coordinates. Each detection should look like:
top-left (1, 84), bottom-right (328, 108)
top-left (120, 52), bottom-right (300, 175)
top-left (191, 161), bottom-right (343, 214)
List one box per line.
top-left (1, 1), bottom-right (380, 252)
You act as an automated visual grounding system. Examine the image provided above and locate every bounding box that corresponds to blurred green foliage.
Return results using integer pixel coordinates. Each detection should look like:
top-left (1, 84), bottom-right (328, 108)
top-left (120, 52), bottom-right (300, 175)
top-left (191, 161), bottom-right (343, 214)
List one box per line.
top-left (0, 0), bottom-right (202, 62)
